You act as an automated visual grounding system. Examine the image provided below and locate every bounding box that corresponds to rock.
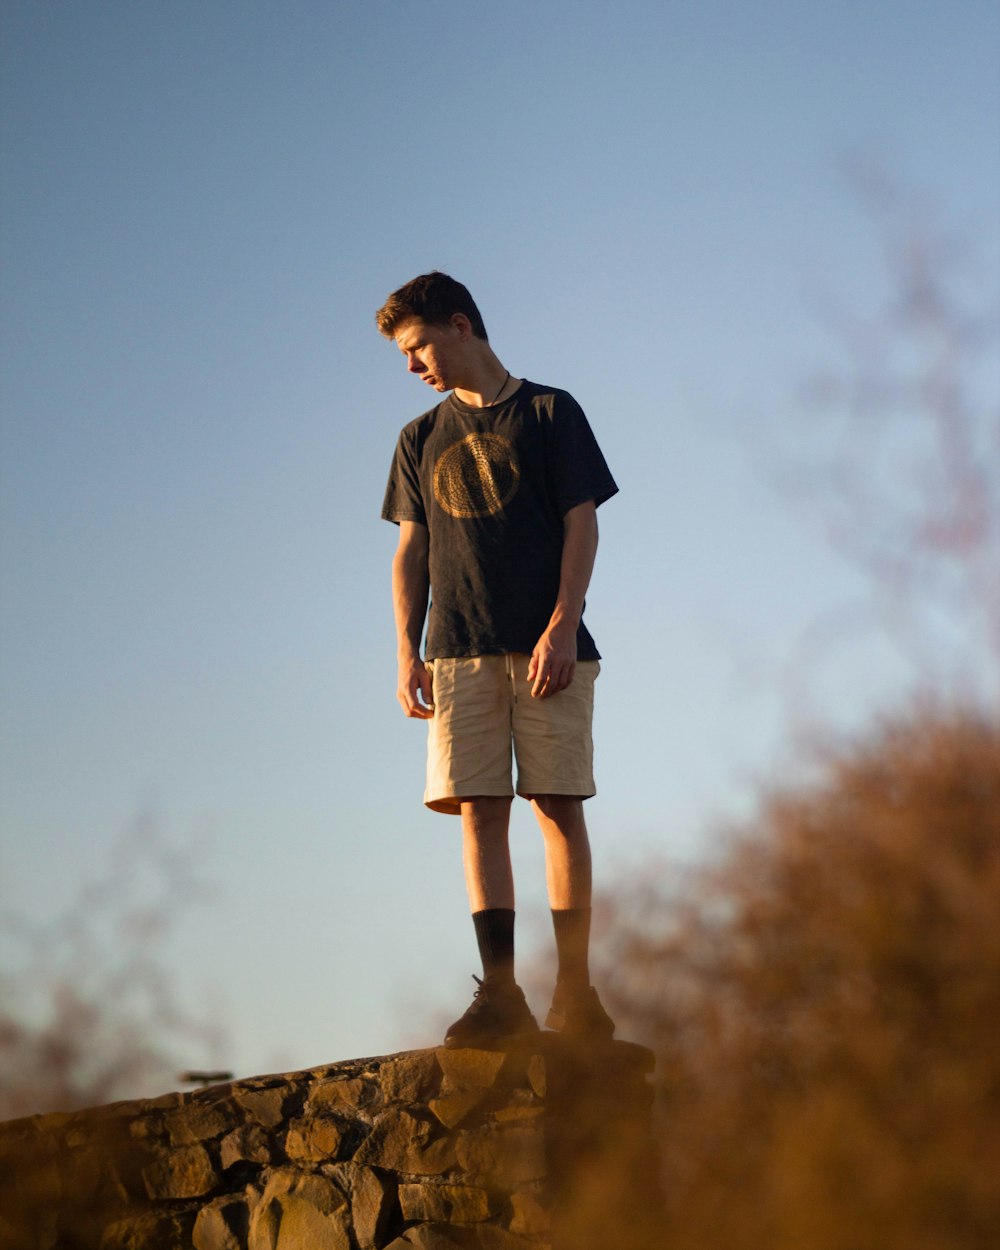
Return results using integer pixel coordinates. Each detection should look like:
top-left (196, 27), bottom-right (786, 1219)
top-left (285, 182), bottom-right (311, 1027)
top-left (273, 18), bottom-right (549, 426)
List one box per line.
top-left (220, 1123), bottom-right (273, 1169)
top-left (142, 1143), bottom-right (219, 1200)
top-left (492, 1099), bottom-right (544, 1125)
top-left (310, 1076), bottom-right (367, 1112)
top-left (128, 1115), bottom-right (159, 1142)
top-left (398, 1182), bottom-right (492, 1223)
top-left (269, 1199), bottom-right (351, 1250)
top-left (350, 1165), bottom-right (397, 1249)
top-left (475, 1227), bottom-right (542, 1250)
top-left (0, 1040), bottom-right (661, 1250)
top-left (232, 1087), bottom-right (287, 1128)
top-left (259, 1168), bottom-right (346, 1206)
top-left (56, 1141), bottom-right (104, 1206)
top-left (247, 1195), bottom-right (280, 1250)
top-left (164, 1102), bottom-right (232, 1146)
top-left (248, 1170), bottom-right (350, 1250)
top-left (382, 1225), bottom-right (466, 1250)
top-left (510, 1188), bottom-right (550, 1237)
top-left (526, 1054), bottom-right (547, 1099)
top-left (284, 1115), bottom-right (344, 1161)
top-left (435, 1048), bottom-right (506, 1092)
top-left (192, 1196), bottom-right (249, 1250)
top-left (379, 1052), bottom-right (441, 1104)
top-left (99, 1208), bottom-right (197, 1249)
top-left (354, 1108), bottom-right (457, 1176)
top-left (143, 1091), bottom-right (188, 1111)
top-left (428, 1087), bottom-right (489, 1129)
top-left (456, 1124), bottom-right (547, 1186)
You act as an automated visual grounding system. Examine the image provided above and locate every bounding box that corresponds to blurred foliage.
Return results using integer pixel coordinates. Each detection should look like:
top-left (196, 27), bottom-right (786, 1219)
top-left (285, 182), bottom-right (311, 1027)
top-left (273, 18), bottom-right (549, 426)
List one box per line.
top-left (0, 814), bottom-right (224, 1119)
top-left (779, 169), bottom-right (1000, 713)
top-left (589, 708), bottom-right (1000, 1249)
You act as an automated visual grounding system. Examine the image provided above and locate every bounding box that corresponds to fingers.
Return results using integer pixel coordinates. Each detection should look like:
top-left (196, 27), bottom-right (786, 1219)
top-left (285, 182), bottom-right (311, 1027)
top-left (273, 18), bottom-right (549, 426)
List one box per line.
top-left (398, 667), bottom-right (435, 718)
top-left (548, 661), bottom-right (575, 696)
top-left (399, 689), bottom-right (434, 718)
top-left (529, 650), bottom-right (550, 698)
top-left (531, 658), bottom-right (576, 698)
top-left (530, 662), bottom-right (546, 699)
top-left (416, 670), bottom-right (435, 716)
top-left (529, 625), bottom-right (578, 698)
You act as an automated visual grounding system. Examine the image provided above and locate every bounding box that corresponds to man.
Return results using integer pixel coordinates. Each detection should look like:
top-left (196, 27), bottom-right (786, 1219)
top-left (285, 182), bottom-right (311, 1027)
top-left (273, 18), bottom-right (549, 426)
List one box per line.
top-left (378, 271), bottom-right (618, 1048)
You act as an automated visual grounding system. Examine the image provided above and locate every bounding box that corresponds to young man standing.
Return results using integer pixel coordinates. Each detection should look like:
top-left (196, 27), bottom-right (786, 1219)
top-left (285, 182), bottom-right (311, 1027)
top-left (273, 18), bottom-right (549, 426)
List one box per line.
top-left (378, 272), bottom-right (618, 1048)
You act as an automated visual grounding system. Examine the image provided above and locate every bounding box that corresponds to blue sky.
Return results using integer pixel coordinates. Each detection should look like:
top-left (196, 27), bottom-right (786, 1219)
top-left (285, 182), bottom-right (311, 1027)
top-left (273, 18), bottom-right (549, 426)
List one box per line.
top-left (2, 1), bottom-right (997, 1086)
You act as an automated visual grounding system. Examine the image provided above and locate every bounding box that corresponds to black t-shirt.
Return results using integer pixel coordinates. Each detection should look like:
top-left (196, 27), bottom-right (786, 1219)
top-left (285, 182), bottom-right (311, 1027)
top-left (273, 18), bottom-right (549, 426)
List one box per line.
top-left (381, 380), bottom-right (618, 661)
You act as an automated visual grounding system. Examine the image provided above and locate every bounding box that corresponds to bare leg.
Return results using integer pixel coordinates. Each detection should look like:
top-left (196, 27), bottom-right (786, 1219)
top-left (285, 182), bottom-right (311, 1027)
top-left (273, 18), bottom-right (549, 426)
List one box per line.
top-left (444, 796), bottom-right (537, 1048)
top-left (529, 795), bottom-right (592, 909)
top-left (461, 796), bottom-right (515, 912)
top-left (530, 795), bottom-right (613, 1035)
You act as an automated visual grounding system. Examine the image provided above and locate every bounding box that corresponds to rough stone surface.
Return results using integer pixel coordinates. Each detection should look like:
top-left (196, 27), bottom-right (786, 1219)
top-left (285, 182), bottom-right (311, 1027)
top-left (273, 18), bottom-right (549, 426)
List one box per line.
top-left (456, 1124), bottom-right (547, 1186)
top-left (192, 1195), bottom-right (249, 1250)
top-left (510, 1189), bottom-right (550, 1237)
top-left (141, 1142), bottom-right (219, 1199)
top-left (399, 1180), bottom-right (492, 1222)
top-left (384, 1225), bottom-right (466, 1250)
top-left (249, 1170), bottom-right (351, 1250)
top-left (354, 1107), bottom-right (457, 1175)
top-left (233, 1086), bottom-right (288, 1128)
top-left (99, 1208), bottom-right (198, 1249)
top-left (351, 1164), bottom-right (396, 1248)
top-left (262, 1199), bottom-right (351, 1250)
top-left (493, 1098), bottom-right (544, 1125)
top-left (311, 1076), bottom-right (367, 1111)
top-left (0, 1037), bottom-right (660, 1250)
top-left (476, 1227), bottom-right (544, 1250)
top-left (436, 1048), bottom-right (506, 1092)
top-left (220, 1122), bottom-right (273, 1169)
top-left (429, 1087), bottom-right (490, 1129)
top-left (284, 1114), bottom-right (344, 1161)
top-left (526, 1055), bottom-right (547, 1099)
top-left (379, 1051), bottom-right (440, 1104)
top-left (164, 1102), bottom-right (231, 1146)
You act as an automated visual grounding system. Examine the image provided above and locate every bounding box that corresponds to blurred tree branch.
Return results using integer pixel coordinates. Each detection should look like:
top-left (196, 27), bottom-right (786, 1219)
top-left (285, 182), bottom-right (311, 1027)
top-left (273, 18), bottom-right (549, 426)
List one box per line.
top-left (0, 812), bottom-right (226, 1118)
top-left (782, 167), bottom-right (999, 711)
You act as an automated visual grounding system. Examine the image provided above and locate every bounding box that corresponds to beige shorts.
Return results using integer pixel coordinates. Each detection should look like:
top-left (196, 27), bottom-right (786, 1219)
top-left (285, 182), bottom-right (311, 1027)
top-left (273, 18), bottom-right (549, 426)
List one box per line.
top-left (424, 654), bottom-right (599, 815)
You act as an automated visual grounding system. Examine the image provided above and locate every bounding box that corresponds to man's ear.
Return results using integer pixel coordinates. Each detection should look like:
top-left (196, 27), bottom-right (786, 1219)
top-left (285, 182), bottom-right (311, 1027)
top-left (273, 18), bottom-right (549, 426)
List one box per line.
top-left (450, 312), bottom-right (473, 340)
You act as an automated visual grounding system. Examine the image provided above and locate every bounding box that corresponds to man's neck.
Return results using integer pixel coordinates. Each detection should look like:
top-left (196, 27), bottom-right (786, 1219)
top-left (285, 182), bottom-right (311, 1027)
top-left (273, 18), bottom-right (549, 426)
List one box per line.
top-left (452, 354), bottom-right (517, 409)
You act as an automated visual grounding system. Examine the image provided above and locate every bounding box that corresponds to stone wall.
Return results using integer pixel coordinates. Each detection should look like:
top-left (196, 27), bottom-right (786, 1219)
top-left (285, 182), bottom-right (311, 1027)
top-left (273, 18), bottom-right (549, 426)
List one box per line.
top-left (0, 1036), bottom-right (660, 1250)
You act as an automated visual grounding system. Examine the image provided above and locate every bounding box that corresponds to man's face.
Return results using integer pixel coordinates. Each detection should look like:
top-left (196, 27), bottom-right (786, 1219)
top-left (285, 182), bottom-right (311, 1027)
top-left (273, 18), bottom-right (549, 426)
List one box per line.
top-left (393, 317), bottom-right (466, 393)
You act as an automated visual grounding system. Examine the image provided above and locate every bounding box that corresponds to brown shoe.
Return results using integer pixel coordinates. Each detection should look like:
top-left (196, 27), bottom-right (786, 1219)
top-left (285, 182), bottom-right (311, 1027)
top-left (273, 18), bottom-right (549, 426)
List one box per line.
top-left (545, 983), bottom-right (615, 1038)
top-left (444, 976), bottom-right (540, 1049)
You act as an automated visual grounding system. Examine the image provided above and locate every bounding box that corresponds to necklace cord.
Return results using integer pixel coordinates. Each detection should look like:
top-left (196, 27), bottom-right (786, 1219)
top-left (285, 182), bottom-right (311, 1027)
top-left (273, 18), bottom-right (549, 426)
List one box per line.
top-left (489, 370), bottom-right (510, 406)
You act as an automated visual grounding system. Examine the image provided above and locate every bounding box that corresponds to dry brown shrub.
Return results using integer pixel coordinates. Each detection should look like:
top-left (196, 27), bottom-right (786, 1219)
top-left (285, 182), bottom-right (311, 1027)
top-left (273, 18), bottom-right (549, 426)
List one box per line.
top-left (0, 815), bottom-right (224, 1118)
top-left (593, 709), bottom-right (1000, 1250)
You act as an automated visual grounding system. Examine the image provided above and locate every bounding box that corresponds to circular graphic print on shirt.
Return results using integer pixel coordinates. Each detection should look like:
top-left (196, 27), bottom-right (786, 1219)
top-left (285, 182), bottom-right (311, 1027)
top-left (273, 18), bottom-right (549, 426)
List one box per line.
top-left (433, 432), bottom-right (521, 518)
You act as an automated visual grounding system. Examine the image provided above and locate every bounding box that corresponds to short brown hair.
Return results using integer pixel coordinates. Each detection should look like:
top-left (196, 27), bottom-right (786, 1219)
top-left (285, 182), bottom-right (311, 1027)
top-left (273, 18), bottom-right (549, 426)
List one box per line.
top-left (375, 271), bottom-right (488, 341)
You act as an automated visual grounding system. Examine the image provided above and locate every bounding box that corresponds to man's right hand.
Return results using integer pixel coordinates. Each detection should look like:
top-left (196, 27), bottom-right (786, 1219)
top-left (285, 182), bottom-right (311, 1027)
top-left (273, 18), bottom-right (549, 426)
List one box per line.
top-left (397, 658), bottom-right (434, 719)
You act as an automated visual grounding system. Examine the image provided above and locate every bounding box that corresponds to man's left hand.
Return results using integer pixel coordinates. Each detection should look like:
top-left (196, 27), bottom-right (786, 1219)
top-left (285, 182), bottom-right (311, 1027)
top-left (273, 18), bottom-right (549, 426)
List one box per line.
top-left (527, 624), bottom-right (577, 698)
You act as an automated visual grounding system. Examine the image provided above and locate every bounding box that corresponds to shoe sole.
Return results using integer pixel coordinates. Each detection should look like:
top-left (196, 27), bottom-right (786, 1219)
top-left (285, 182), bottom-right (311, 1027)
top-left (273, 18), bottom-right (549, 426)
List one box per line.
top-left (544, 1007), bottom-right (615, 1037)
top-left (442, 1024), bottom-right (541, 1051)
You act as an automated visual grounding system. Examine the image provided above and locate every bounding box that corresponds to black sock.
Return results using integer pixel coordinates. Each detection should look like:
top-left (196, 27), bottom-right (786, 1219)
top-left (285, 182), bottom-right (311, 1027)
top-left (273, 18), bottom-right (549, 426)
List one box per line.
top-left (472, 908), bottom-right (516, 984)
top-left (552, 907), bottom-right (592, 988)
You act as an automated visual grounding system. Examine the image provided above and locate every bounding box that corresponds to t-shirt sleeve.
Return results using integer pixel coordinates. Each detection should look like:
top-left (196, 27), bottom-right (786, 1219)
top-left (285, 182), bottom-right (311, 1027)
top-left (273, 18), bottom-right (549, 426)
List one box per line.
top-left (381, 426), bottom-right (427, 525)
top-left (544, 392), bottom-right (619, 515)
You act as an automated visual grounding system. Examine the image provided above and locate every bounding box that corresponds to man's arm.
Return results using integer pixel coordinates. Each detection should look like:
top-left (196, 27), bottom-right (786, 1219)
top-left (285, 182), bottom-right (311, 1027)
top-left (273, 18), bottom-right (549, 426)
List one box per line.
top-left (527, 499), bottom-right (599, 698)
top-left (392, 520), bottom-right (434, 718)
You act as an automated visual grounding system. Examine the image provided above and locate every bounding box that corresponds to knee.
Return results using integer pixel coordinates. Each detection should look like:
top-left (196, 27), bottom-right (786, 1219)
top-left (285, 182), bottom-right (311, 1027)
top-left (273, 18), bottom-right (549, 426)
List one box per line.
top-left (461, 796), bottom-right (513, 842)
top-left (530, 796), bottom-right (587, 839)
top-left (530, 793), bottom-right (582, 817)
